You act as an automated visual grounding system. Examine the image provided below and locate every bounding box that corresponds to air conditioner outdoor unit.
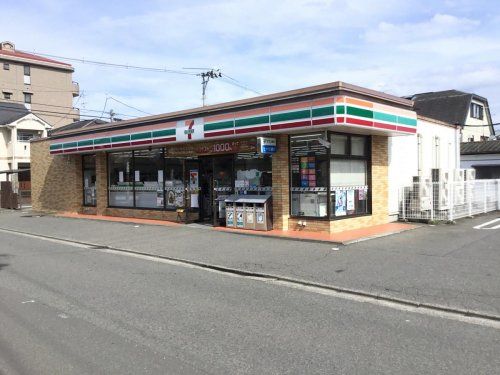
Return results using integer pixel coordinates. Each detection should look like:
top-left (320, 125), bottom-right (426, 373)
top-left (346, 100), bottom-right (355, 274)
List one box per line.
top-left (454, 169), bottom-right (465, 182)
top-left (465, 169), bottom-right (476, 181)
top-left (412, 175), bottom-right (432, 211)
top-left (432, 168), bottom-right (450, 210)
top-left (453, 169), bottom-right (465, 205)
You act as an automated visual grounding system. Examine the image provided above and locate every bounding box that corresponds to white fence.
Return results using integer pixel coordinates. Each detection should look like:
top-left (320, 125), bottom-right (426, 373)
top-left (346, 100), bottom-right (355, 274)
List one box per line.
top-left (399, 179), bottom-right (500, 222)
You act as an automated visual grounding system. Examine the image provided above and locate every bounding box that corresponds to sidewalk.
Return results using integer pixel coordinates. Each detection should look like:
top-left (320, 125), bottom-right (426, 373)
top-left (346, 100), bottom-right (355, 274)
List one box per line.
top-left (1, 209), bottom-right (499, 317)
top-left (56, 211), bottom-right (418, 244)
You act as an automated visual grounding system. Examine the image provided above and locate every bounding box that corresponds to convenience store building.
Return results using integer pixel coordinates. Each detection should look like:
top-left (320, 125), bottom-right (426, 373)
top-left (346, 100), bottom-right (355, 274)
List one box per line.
top-left (31, 81), bottom-right (418, 233)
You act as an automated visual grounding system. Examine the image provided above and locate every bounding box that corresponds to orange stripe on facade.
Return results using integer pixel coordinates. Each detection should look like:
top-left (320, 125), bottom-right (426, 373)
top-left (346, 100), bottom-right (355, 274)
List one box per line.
top-left (205, 112), bottom-right (236, 123)
top-left (233, 106), bottom-right (271, 119)
top-left (335, 96), bottom-right (345, 103)
top-left (311, 97), bottom-right (335, 107)
top-left (372, 102), bottom-right (416, 117)
top-left (270, 100), bottom-right (312, 113)
top-left (345, 97), bottom-right (373, 108)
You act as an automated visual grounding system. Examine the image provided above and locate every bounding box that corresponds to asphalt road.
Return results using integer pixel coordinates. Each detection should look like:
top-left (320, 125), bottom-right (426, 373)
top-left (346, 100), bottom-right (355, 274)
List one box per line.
top-left (0, 230), bottom-right (499, 374)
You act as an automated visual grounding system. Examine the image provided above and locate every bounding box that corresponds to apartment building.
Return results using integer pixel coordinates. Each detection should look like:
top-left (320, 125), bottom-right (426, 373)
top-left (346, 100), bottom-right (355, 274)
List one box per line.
top-left (0, 41), bottom-right (79, 128)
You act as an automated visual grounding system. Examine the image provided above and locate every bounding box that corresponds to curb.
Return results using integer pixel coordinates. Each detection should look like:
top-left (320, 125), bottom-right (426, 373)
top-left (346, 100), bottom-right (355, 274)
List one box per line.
top-left (1, 226), bottom-right (499, 324)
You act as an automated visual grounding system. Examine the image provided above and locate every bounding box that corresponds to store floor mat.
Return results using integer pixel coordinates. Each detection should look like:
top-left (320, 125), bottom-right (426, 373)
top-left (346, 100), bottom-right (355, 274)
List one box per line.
top-left (214, 222), bottom-right (420, 244)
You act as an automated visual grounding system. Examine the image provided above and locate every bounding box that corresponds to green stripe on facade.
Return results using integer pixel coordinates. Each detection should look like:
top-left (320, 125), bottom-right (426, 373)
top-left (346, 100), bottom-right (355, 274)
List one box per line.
top-left (336, 105), bottom-right (345, 115)
top-left (50, 144), bottom-right (62, 150)
top-left (397, 116), bottom-right (417, 126)
top-left (111, 134), bottom-right (130, 143)
top-left (346, 106), bottom-right (373, 119)
top-left (63, 142), bottom-right (77, 149)
top-left (94, 137), bottom-right (111, 145)
top-left (204, 120), bottom-right (234, 131)
top-left (78, 139), bottom-right (93, 147)
top-left (312, 106), bottom-right (334, 117)
top-left (373, 112), bottom-right (397, 123)
top-left (271, 109), bottom-right (310, 123)
top-left (235, 115), bottom-right (269, 128)
top-left (152, 129), bottom-right (175, 138)
top-left (130, 132), bottom-right (151, 141)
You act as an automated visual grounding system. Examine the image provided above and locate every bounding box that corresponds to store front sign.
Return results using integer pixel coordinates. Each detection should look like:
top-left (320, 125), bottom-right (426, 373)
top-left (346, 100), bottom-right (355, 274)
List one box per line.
top-left (166, 138), bottom-right (257, 157)
top-left (257, 137), bottom-right (277, 154)
top-left (177, 118), bottom-right (204, 142)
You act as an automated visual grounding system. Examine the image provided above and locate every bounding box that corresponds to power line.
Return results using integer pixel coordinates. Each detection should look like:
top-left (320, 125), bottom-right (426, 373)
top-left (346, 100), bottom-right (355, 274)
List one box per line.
top-left (20, 50), bottom-right (198, 76)
top-left (107, 96), bottom-right (153, 116)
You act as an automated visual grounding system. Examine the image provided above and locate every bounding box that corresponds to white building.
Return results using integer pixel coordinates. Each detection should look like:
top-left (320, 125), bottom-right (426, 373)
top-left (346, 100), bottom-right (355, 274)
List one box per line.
top-left (0, 102), bottom-right (51, 184)
top-left (388, 115), bottom-right (461, 219)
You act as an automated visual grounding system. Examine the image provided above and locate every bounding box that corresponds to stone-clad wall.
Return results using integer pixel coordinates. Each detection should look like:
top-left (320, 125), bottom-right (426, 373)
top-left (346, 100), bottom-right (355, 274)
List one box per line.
top-left (31, 139), bottom-right (82, 212)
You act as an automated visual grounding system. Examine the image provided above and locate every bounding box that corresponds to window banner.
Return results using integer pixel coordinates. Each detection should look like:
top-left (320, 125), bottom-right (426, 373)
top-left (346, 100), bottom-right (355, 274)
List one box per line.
top-left (346, 190), bottom-right (355, 212)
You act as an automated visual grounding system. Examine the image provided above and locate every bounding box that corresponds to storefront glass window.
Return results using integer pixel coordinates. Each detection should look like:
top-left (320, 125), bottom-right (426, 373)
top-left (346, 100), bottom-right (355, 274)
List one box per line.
top-left (330, 133), bottom-right (370, 218)
top-left (164, 158), bottom-right (184, 209)
top-left (331, 134), bottom-right (348, 155)
top-left (108, 151), bottom-right (134, 207)
top-left (234, 153), bottom-right (272, 194)
top-left (83, 154), bottom-right (96, 206)
top-left (290, 134), bottom-right (328, 217)
top-left (134, 149), bottom-right (164, 209)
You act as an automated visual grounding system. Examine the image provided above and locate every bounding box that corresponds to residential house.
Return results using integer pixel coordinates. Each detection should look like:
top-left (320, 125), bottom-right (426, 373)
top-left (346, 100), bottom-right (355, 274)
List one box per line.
top-left (461, 140), bottom-right (500, 179)
top-left (407, 90), bottom-right (494, 142)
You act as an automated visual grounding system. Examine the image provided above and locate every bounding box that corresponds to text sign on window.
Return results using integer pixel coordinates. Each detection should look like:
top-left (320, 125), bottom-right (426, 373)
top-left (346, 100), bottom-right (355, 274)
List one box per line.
top-left (257, 137), bottom-right (276, 154)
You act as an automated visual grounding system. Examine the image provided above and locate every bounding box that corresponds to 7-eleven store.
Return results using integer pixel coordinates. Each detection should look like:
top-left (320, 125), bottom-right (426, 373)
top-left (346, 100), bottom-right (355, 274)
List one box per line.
top-left (31, 82), bottom-right (417, 233)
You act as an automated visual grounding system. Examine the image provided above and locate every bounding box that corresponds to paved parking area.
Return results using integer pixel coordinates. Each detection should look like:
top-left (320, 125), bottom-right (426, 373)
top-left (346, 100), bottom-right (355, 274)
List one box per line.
top-left (1, 209), bottom-right (499, 316)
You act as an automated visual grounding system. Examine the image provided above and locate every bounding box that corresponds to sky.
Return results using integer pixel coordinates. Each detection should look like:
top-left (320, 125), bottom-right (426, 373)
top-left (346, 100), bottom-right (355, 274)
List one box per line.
top-left (2, 0), bottom-right (500, 131)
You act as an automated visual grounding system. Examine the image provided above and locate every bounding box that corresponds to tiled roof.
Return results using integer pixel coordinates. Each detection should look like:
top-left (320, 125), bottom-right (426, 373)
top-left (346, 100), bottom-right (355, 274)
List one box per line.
top-left (49, 119), bottom-right (109, 135)
top-left (0, 101), bottom-right (30, 124)
top-left (0, 49), bottom-right (72, 67)
top-left (461, 140), bottom-right (500, 155)
top-left (407, 90), bottom-right (472, 125)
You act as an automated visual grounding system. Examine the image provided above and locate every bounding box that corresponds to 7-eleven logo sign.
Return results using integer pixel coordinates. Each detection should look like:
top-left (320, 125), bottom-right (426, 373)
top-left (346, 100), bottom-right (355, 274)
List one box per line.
top-left (176, 118), bottom-right (204, 141)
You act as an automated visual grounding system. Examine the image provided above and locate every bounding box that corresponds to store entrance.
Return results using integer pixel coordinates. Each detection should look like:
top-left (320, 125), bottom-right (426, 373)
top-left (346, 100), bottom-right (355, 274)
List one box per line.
top-left (198, 155), bottom-right (234, 223)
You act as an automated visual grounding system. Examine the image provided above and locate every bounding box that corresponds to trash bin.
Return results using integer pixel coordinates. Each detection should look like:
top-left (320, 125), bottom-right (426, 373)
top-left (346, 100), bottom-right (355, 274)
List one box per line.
top-left (235, 203), bottom-right (245, 228)
top-left (244, 203), bottom-right (256, 230)
top-left (225, 195), bottom-right (236, 227)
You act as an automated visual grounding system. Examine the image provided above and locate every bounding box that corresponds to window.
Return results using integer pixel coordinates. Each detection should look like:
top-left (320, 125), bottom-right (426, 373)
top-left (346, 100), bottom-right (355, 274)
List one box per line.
top-left (290, 134), bottom-right (329, 217)
top-left (17, 131), bottom-right (37, 142)
top-left (133, 149), bottom-right (164, 209)
top-left (329, 133), bottom-right (370, 218)
top-left (3, 92), bottom-right (12, 100)
top-left (83, 155), bottom-right (96, 206)
top-left (108, 151), bottom-right (134, 207)
top-left (24, 92), bottom-right (32, 104)
top-left (234, 153), bottom-right (272, 193)
top-left (470, 103), bottom-right (484, 120)
top-left (3, 62), bottom-right (9, 70)
top-left (23, 65), bottom-right (30, 76)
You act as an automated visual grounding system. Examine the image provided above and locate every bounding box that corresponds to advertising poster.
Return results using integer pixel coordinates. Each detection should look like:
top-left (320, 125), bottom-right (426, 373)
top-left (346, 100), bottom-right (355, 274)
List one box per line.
top-left (135, 170), bottom-right (140, 182)
top-left (166, 190), bottom-right (176, 207)
top-left (347, 190), bottom-right (355, 212)
top-left (189, 170), bottom-right (199, 189)
top-left (335, 190), bottom-right (347, 216)
top-left (190, 193), bottom-right (199, 208)
top-left (358, 189), bottom-right (367, 200)
top-left (246, 212), bottom-right (254, 224)
top-left (227, 211), bottom-right (234, 226)
top-left (118, 171), bottom-right (124, 183)
top-left (256, 212), bottom-right (264, 224)
top-left (236, 212), bottom-right (244, 227)
top-left (157, 170), bottom-right (164, 183)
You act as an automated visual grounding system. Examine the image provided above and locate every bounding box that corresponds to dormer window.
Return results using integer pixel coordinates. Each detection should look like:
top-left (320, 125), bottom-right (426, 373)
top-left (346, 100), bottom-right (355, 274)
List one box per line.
top-left (470, 103), bottom-right (484, 119)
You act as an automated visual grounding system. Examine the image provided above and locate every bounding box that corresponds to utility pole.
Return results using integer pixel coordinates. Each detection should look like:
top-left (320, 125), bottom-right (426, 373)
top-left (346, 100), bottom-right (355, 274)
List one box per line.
top-left (199, 69), bottom-right (222, 106)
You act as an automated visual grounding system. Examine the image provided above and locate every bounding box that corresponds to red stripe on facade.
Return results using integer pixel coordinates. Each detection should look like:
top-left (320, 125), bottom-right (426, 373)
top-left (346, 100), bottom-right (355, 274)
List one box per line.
top-left (271, 120), bottom-right (311, 130)
top-left (336, 117), bottom-right (345, 123)
top-left (50, 150), bottom-right (64, 155)
top-left (111, 142), bottom-right (131, 148)
top-left (234, 125), bottom-right (271, 134)
top-left (345, 117), bottom-right (373, 127)
top-left (372, 122), bottom-right (398, 131)
top-left (62, 148), bottom-right (78, 153)
top-left (312, 117), bottom-right (335, 126)
top-left (94, 144), bottom-right (112, 150)
top-left (152, 137), bottom-right (176, 144)
top-left (204, 129), bottom-right (235, 138)
top-left (77, 146), bottom-right (94, 152)
top-left (397, 126), bottom-right (417, 134)
top-left (130, 140), bottom-right (152, 146)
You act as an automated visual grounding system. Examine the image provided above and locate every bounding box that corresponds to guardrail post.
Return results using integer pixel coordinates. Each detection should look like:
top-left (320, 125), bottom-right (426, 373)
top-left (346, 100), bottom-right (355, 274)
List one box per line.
top-left (468, 181), bottom-right (473, 217)
top-left (483, 181), bottom-right (487, 213)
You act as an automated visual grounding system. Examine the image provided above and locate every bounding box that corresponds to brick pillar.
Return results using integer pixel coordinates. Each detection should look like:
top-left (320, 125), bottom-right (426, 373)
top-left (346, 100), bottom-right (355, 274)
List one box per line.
top-left (272, 134), bottom-right (290, 230)
top-left (371, 135), bottom-right (389, 223)
top-left (95, 152), bottom-right (108, 215)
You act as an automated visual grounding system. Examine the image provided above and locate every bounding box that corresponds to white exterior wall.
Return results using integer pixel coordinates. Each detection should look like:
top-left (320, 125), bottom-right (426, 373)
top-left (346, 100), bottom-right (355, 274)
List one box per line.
top-left (462, 98), bottom-right (491, 142)
top-left (388, 118), bottom-right (460, 218)
top-left (0, 114), bottom-right (50, 182)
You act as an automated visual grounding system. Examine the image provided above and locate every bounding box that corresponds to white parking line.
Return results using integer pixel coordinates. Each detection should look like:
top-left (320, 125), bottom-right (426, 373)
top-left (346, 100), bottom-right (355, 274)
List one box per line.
top-left (473, 218), bottom-right (500, 230)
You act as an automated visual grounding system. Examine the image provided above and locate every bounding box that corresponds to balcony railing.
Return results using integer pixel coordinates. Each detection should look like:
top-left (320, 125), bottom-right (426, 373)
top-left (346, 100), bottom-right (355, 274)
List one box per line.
top-left (72, 81), bottom-right (79, 97)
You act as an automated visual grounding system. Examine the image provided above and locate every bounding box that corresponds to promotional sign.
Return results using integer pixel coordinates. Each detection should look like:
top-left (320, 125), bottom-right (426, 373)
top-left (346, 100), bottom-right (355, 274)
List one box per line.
top-left (236, 211), bottom-right (244, 227)
top-left (346, 190), bottom-right (355, 212)
top-left (189, 170), bottom-right (199, 189)
top-left (227, 211), bottom-right (234, 226)
top-left (335, 190), bottom-right (347, 216)
top-left (257, 137), bottom-right (277, 154)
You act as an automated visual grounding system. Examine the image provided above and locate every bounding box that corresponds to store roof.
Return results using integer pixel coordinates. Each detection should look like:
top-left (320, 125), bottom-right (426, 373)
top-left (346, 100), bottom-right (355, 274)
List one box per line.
top-left (48, 81), bottom-right (415, 139)
top-left (0, 102), bottom-right (30, 124)
top-left (461, 140), bottom-right (500, 155)
top-left (50, 119), bottom-right (109, 135)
